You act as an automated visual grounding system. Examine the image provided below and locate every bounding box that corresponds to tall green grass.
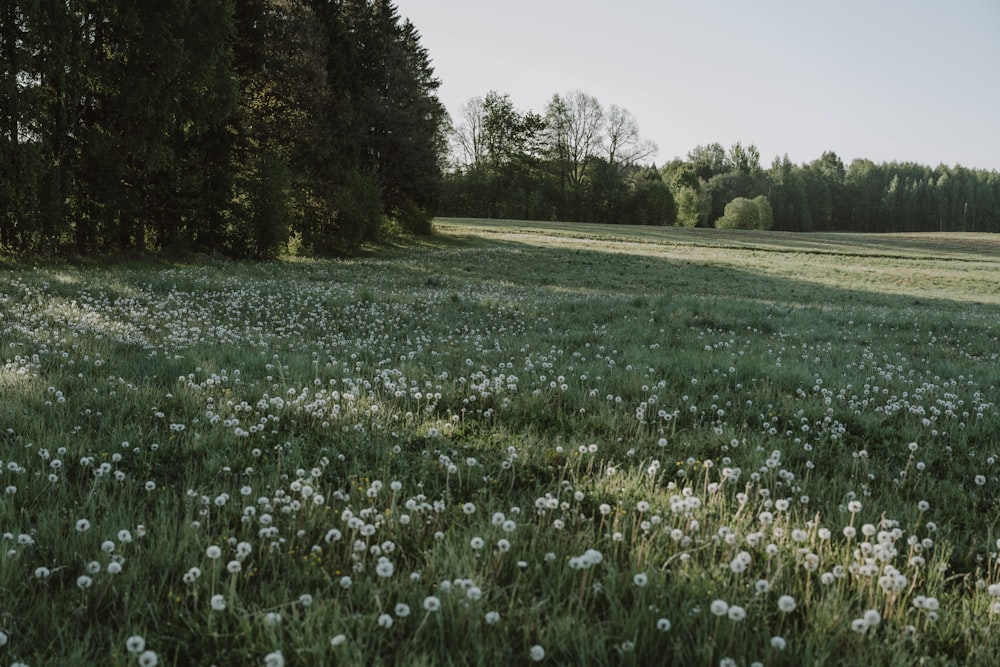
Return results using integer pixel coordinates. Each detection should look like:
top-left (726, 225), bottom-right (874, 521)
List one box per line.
top-left (1, 221), bottom-right (999, 665)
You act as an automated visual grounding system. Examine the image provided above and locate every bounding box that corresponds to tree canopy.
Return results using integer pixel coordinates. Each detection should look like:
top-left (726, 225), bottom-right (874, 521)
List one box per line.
top-left (441, 97), bottom-right (1000, 234)
top-left (0, 0), bottom-right (448, 256)
top-left (441, 90), bottom-right (670, 225)
top-left (5, 3), bottom-right (999, 257)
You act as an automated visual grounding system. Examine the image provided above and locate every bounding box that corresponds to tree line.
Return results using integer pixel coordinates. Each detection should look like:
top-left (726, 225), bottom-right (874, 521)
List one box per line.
top-left (441, 90), bottom-right (672, 226)
top-left (441, 92), bottom-right (1000, 234)
top-left (0, 0), bottom-right (447, 257)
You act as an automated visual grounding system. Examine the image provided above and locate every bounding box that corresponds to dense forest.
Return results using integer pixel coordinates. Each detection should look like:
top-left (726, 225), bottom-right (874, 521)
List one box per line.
top-left (440, 91), bottom-right (1000, 233)
top-left (0, 0), bottom-right (447, 257)
top-left (3, 3), bottom-right (999, 259)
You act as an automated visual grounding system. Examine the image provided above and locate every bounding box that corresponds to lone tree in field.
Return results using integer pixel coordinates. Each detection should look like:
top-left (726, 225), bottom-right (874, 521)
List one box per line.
top-left (716, 197), bottom-right (758, 229)
top-left (716, 195), bottom-right (773, 230)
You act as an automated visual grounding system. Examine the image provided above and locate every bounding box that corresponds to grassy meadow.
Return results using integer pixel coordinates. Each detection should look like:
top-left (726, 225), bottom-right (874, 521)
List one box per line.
top-left (2, 218), bottom-right (1000, 666)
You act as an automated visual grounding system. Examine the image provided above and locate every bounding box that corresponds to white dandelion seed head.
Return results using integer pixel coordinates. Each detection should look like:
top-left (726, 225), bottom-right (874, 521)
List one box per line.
top-left (777, 595), bottom-right (796, 613)
top-left (125, 635), bottom-right (146, 654)
top-left (710, 599), bottom-right (729, 616)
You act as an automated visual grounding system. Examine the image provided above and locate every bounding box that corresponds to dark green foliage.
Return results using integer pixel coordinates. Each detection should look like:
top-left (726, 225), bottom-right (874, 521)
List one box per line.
top-left (442, 91), bottom-right (664, 225)
top-left (1, 0), bottom-right (447, 257)
top-left (444, 99), bottom-right (1000, 233)
top-left (334, 168), bottom-right (386, 248)
top-left (715, 196), bottom-right (760, 229)
top-left (248, 149), bottom-right (292, 260)
top-left (752, 194), bottom-right (773, 230)
top-left (627, 177), bottom-right (677, 226)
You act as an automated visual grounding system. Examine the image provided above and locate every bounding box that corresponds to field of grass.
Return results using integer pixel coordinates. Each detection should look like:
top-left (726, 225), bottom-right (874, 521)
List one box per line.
top-left (2, 219), bottom-right (1000, 666)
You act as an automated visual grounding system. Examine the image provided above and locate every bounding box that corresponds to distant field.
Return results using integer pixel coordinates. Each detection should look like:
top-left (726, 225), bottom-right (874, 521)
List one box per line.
top-left (435, 217), bottom-right (1000, 305)
top-left (2, 219), bottom-right (1000, 666)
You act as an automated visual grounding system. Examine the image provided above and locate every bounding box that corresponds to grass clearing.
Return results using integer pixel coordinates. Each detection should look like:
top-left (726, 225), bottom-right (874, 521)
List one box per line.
top-left (2, 219), bottom-right (1000, 665)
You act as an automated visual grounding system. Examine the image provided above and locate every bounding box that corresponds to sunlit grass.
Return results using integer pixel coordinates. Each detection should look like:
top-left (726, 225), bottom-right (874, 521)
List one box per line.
top-left (1, 219), bottom-right (999, 665)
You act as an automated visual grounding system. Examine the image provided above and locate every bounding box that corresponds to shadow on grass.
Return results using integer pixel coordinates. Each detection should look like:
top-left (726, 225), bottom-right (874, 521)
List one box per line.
top-left (408, 231), bottom-right (1000, 316)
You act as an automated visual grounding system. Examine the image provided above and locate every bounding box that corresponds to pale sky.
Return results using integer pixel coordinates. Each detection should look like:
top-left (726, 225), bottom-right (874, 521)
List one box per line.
top-left (394, 0), bottom-right (1000, 171)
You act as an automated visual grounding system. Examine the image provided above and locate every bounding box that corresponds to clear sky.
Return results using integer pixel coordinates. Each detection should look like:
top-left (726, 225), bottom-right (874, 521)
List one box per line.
top-left (393, 0), bottom-right (1000, 171)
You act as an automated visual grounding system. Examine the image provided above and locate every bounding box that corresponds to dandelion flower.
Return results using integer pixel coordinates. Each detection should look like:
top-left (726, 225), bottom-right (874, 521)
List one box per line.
top-left (656, 617), bottom-right (671, 631)
top-left (377, 613), bottom-right (393, 629)
top-left (727, 605), bottom-right (746, 621)
top-left (423, 595), bottom-right (441, 612)
top-left (75, 519), bottom-right (91, 532)
top-left (633, 573), bottom-right (648, 587)
top-left (77, 575), bottom-right (93, 588)
top-left (777, 595), bottom-right (796, 613)
top-left (395, 603), bottom-right (411, 617)
top-left (126, 636), bottom-right (146, 654)
top-left (710, 599), bottom-right (729, 616)
top-left (210, 594), bottom-right (226, 611)
top-left (485, 611), bottom-right (500, 624)
top-left (138, 650), bottom-right (158, 667)
top-left (263, 651), bottom-right (284, 667)
top-left (330, 634), bottom-right (347, 647)
top-left (375, 559), bottom-right (394, 578)
top-left (771, 636), bottom-right (786, 650)
top-left (863, 609), bottom-right (881, 627)
top-left (206, 545), bottom-right (222, 559)
top-left (530, 645), bottom-right (545, 661)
